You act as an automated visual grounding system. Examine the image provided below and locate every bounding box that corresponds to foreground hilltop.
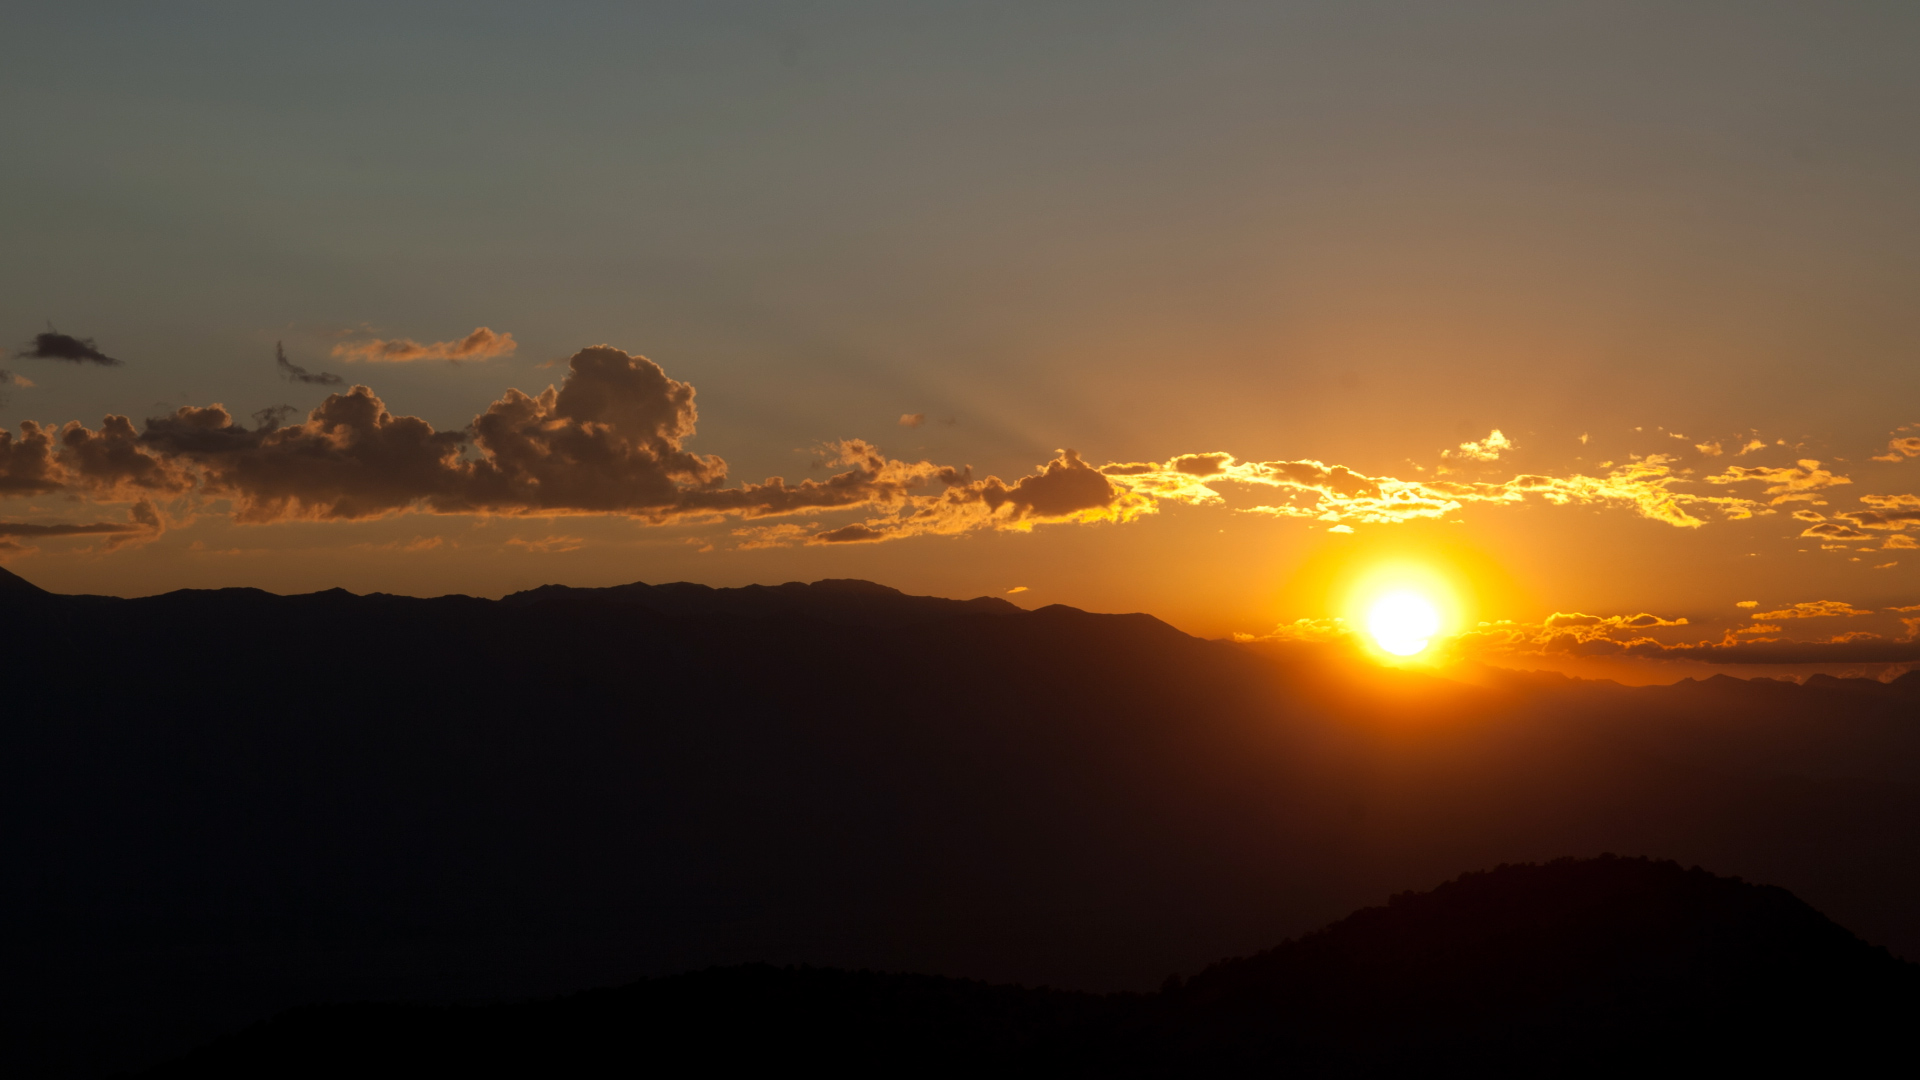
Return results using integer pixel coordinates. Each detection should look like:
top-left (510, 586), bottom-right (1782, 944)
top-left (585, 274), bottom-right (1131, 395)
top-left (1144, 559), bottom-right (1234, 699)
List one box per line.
top-left (154, 856), bottom-right (1917, 1075)
top-left (4, 571), bottom-right (1920, 1076)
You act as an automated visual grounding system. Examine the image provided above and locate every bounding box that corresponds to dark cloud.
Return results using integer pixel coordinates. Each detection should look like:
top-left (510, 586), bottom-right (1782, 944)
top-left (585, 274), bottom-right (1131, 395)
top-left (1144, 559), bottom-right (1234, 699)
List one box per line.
top-left (0, 521), bottom-right (141, 539)
top-left (0, 501), bottom-right (162, 552)
top-left (22, 329), bottom-right (122, 366)
top-left (139, 392), bottom-right (467, 521)
top-left (277, 342), bottom-right (343, 386)
top-left (0, 422), bottom-right (62, 495)
top-left (14, 346), bottom-right (967, 526)
top-left (979, 449), bottom-right (1117, 518)
top-left (814, 523), bottom-right (889, 544)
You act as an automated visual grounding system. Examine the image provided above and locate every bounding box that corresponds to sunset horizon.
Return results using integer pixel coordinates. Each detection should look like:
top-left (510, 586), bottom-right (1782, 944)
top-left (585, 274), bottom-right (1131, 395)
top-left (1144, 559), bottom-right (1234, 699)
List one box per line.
top-left (6, 4), bottom-right (1918, 1075)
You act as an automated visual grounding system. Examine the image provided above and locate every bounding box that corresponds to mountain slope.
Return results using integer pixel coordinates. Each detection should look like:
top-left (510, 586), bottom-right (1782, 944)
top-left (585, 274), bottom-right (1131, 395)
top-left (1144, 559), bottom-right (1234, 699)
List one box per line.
top-left (4, 572), bottom-right (1920, 1076)
top-left (150, 857), bottom-right (1917, 1076)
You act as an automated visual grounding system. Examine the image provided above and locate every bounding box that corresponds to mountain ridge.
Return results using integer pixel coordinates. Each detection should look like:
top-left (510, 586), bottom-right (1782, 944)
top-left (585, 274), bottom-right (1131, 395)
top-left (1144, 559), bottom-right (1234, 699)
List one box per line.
top-left (6, 567), bottom-right (1920, 1076)
top-left (149, 855), bottom-right (1918, 1075)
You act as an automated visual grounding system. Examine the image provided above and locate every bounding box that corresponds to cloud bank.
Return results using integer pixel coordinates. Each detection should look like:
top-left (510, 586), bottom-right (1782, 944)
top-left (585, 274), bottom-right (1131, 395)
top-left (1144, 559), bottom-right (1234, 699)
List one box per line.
top-left (5, 344), bottom-right (1920, 562)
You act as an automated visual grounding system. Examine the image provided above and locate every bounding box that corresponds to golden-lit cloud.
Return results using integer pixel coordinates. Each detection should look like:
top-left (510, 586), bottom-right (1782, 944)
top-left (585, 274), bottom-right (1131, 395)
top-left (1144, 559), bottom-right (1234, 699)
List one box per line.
top-left (1443, 428), bottom-right (1513, 463)
top-left (899, 413), bottom-right (926, 428)
top-left (1871, 426), bottom-right (1920, 463)
top-left (1705, 460), bottom-right (1849, 505)
top-left (1088, 451), bottom-right (1757, 530)
top-left (1444, 604), bottom-right (1916, 665)
top-left (332, 326), bottom-right (516, 363)
top-left (1836, 493), bottom-right (1920, 532)
top-left (0, 345), bottom-right (1897, 556)
top-left (1747, 600), bottom-right (1873, 620)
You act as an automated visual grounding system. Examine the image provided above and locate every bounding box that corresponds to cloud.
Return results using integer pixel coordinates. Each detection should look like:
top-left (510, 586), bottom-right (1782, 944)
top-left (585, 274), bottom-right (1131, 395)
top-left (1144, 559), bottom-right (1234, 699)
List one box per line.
top-left (21, 329), bottom-right (121, 366)
top-left (1706, 460), bottom-right (1849, 505)
top-left (331, 326), bottom-right (516, 363)
top-left (899, 413), bottom-right (925, 428)
top-left (1799, 521), bottom-right (1873, 541)
top-left (0, 520), bottom-right (141, 539)
top-left (3, 347), bottom-right (969, 531)
top-left (506, 535), bottom-right (584, 554)
top-left (1736, 600), bottom-right (1758, 608)
top-left (814, 522), bottom-right (891, 544)
top-left (1833, 493), bottom-right (1920, 533)
top-left (1871, 430), bottom-right (1920, 463)
top-left (276, 341), bottom-right (344, 386)
top-left (1094, 451), bottom-right (1757, 530)
top-left (0, 344), bottom-right (1887, 556)
top-left (1447, 608), bottom-right (1919, 666)
top-left (0, 501), bottom-right (163, 552)
top-left (1443, 429), bottom-right (1513, 463)
top-left (731, 523), bottom-right (817, 549)
top-left (1006, 586), bottom-right (1028, 594)
top-left (1748, 601), bottom-right (1872, 620)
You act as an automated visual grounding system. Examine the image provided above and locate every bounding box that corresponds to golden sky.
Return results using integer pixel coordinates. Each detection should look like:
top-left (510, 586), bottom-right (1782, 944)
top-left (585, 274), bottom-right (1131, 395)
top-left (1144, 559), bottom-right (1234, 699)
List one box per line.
top-left (3, 3), bottom-right (1919, 681)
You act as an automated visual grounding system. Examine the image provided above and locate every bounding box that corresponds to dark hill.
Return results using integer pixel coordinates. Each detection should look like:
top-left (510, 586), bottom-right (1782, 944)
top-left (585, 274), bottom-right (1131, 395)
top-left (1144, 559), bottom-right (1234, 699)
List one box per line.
top-left (150, 857), bottom-right (1917, 1076)
top-left (5, 572), bottom-right (1920, 1076)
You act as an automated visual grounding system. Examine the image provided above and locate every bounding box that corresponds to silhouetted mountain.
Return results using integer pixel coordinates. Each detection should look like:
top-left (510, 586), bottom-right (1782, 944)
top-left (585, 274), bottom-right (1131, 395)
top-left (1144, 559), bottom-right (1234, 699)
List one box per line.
top-left (4, 573), bottom-right (1920, 1076)
top-left (148, 857), bottom-right (1916, 1076)
top-left (0, 563), bottom-right (46, 593)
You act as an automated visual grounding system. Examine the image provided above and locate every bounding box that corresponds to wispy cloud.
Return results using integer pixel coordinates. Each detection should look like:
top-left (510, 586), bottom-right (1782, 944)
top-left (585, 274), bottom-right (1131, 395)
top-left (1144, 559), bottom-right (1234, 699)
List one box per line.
top-left (1748, 601), bottom-right (1873, 620)
top-left (0, 500), bottom-right (163, 555)
top-left (276, 341), bottom-right (343, 386)
top-left (332, 326), bottom-right (515, 363)
top-left (1706, 460), bottom-right (1849, 505)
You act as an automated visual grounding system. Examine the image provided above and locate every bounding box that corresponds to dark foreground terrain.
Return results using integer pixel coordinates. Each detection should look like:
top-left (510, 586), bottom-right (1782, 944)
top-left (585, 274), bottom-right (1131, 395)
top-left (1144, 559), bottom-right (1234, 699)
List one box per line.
top-left (4, 568), bottom-right (1919, 1075)
top-left (153, 857), bottom-right (1917, 1076)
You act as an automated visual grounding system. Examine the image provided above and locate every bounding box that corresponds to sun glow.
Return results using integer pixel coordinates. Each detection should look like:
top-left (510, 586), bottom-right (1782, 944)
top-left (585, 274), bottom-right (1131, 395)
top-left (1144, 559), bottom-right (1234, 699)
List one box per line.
top-left (1367, 590), bottom-right (1441, 656)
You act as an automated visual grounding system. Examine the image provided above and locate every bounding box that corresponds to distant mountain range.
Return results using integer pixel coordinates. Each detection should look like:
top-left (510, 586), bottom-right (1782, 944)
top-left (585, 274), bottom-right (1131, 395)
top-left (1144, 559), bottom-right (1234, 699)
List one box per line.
top-left (3, 568), bottom-right (1918, 1076)
top-left (152, 856), bottom-right (1917, 1075)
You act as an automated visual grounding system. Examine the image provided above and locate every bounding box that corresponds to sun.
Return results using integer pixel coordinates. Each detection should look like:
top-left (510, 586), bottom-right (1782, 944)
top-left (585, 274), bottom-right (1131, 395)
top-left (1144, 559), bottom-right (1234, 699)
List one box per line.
top-left (1367, 590), bottom-right (1442, 657)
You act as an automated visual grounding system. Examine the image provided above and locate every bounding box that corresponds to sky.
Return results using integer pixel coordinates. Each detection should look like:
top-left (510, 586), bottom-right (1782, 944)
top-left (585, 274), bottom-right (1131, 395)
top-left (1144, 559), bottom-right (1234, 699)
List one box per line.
top-left (4, 1), bottom-right (1920, 680)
